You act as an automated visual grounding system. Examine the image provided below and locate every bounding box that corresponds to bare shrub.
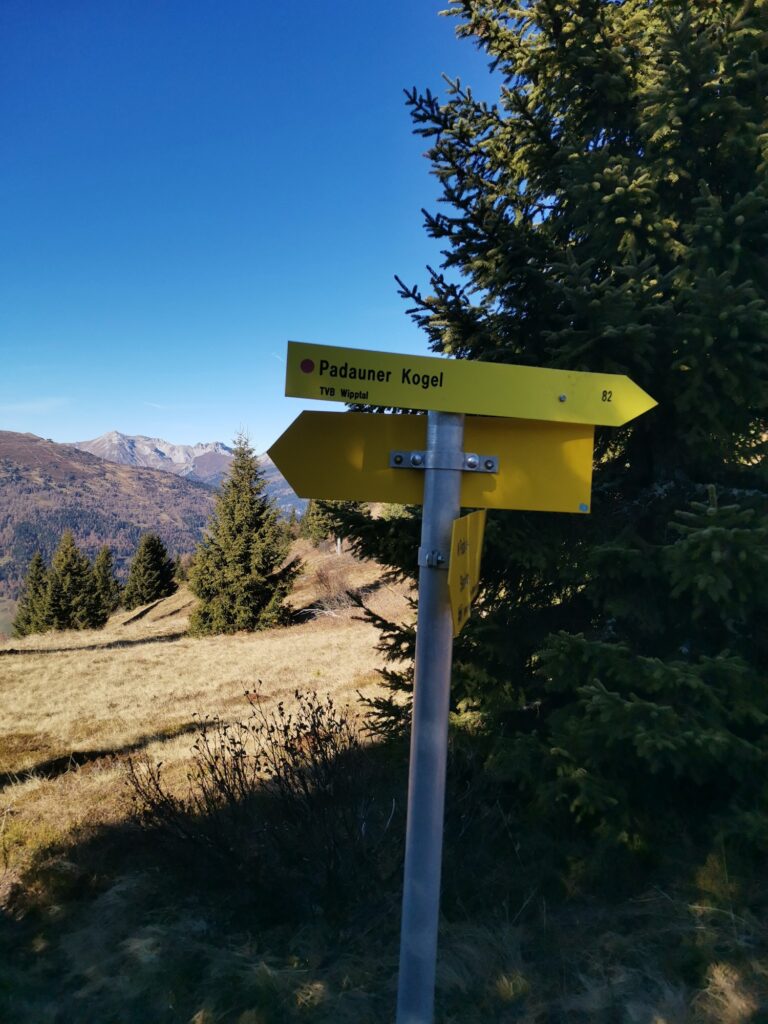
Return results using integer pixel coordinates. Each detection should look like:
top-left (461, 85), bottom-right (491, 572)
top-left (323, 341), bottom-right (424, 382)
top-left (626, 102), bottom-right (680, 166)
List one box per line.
top-left (125, 688), bottom-right (399, 912)
top-left (311, 561), bottom-right (358, 612)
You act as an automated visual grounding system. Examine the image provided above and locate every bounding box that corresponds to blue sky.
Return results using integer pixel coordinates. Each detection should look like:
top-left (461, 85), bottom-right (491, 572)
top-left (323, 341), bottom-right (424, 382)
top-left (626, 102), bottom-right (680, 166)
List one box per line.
top-left (2, 1), bottom-right (493, 452)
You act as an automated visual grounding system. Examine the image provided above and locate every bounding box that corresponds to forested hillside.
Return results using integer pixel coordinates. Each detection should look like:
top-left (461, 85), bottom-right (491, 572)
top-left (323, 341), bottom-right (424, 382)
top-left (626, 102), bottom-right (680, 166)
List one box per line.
top-left (0, 432), bottom-right (215, 599)
top-left (73, 431), bottom-right (305, 512)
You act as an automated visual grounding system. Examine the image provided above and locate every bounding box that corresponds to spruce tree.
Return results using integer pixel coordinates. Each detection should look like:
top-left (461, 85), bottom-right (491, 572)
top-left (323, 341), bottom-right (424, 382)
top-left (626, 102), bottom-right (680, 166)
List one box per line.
top-left (189, 434), bottom-right (301, 635)
top-left (519, 486), bottom-right (768, 842)
top-left (12, 551), bottom-right (50, 637)
top-left (46, 531), bottom-right (99, 630)
top-left (92, 546), bottom-right (121, 622)
top-left (299, 499), bottom-right (334, 546)
top-left (122, 533), bottom-right (177, 611)
top-left (287, 506), bottom-right (300, 537)
top-left (300, 499), bottom-right (362, 553)
top-left (173, 553), bottom-right (193, 583)
top-left (335, 0), bottom-right (768, 840)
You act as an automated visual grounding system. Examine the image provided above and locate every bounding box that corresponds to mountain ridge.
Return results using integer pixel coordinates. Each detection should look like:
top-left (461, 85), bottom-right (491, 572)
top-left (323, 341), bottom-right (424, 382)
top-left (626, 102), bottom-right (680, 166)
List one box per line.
top-left (73, 432), bottom-right (300, 513)
top-left (74, 431), bottom-right (235, 486)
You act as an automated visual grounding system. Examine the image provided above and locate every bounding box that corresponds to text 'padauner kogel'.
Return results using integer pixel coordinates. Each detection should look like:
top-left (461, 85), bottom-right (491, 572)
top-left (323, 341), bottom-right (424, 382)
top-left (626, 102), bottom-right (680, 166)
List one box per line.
top-left (315, 358), bottom-right (445, 392)
top-left (285, 340), bottom-right (657, 426)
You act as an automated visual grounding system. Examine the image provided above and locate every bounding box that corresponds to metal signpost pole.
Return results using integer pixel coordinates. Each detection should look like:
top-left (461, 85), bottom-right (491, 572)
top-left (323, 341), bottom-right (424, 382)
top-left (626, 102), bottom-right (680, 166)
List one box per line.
top-left (275, 336), bottom-right (656, 1022)
top-left (395, 410), bottom-right (465, 1024)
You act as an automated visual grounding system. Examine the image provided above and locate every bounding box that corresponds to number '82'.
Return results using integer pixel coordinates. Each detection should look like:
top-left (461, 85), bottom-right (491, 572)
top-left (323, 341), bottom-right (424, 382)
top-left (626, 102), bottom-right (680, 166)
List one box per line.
top-left (601, 389), bottom-right (613, 402)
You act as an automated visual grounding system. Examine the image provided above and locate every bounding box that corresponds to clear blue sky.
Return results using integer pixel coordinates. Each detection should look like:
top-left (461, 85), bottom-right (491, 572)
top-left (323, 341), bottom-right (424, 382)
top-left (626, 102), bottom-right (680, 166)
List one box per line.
top-left (2, 1), bottom-right (493, 452)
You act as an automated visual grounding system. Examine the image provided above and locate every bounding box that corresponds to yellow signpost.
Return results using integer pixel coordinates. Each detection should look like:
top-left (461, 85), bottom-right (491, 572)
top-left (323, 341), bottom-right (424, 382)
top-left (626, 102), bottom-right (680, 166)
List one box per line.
top-left (286, 340), bottom-right (656, 427)
top-left (271, 338), bottom-right (657, 1024)
top-left (268, 411), bottom-right (594, 514)
top-left (448, 510), bottom-right (486, 635)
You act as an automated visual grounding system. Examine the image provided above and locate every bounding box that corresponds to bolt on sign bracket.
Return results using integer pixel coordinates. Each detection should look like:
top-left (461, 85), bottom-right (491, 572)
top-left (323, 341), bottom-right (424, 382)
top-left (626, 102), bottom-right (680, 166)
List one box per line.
top-left (389, 450), bottom-right (499, 473)
top-left (417, 546), bottom-right (448, 569)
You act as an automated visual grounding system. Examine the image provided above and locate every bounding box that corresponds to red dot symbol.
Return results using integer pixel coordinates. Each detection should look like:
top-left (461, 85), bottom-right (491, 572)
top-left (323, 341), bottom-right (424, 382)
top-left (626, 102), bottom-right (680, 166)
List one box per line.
top-left (300, 359), bottom-right (315, 374)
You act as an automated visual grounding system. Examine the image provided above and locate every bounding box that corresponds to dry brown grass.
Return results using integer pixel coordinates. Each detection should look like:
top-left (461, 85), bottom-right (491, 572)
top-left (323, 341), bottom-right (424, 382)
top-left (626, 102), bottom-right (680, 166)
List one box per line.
top-left (287, 538), bottom-right (397, 611)
top-left (5, 546), bottom-right (762, 1024)
top-left (0, 547), bottom-right (413, 875)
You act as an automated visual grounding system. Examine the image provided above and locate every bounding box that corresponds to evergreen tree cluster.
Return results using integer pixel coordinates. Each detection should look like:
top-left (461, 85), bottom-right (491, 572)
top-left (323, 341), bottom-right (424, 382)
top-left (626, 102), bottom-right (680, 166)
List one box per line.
top-left (13, 533), bottom-right (121, 636)
top-left (12, 437), bottom-right (302, 639)
top-left (332, 0), bottom-right (768, 844)
top-left (299, 499), bottom-right (336, 546)
top-left (13, 530), bottom-right (178, 636)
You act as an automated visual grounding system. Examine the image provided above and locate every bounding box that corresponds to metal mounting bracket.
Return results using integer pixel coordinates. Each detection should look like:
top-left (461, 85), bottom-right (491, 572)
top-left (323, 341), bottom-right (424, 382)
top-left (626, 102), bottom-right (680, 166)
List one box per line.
top-left (389, 450), bottom-right (499, 473)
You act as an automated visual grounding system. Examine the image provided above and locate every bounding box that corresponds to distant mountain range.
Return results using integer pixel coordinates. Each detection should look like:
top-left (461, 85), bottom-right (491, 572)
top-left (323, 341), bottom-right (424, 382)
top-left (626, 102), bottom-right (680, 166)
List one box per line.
top-left (75, 431), bottom-right (235, 487)
top-left (0, 431), bottom-right (304, 602)
top-left (73, 431), bottom-right (301, 512)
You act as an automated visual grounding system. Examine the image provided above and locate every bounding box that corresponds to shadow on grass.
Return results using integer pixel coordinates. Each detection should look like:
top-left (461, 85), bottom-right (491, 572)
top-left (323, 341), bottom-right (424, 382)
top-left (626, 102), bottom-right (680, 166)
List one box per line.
top-left (119, 599), bottom-right (167, 625)
top-left (0, 631), bottom-right (188, 658)
top-left (290, 576), bottom-right (388, 622)
top-left (0, 734), bottom-right (409, 1024)
top-left (0, 721), bottom-right (200, 791)
top-left (150, 601), bottom-right (194, 623)
top-left (2, 718), bottom-right (767, 1024)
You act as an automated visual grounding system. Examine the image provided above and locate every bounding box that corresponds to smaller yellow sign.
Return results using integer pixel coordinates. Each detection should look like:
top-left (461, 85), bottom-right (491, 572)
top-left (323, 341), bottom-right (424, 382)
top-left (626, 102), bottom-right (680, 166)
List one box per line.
top-left (448, 510), bottom-right (486, 636)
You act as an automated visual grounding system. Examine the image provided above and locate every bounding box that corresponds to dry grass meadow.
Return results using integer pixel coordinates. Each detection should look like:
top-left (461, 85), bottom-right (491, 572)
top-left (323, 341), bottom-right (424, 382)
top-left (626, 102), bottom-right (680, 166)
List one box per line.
top-left (0, 542), bottom-right (410, 881)
top-left (1, 542), bottom-right (766, 1023)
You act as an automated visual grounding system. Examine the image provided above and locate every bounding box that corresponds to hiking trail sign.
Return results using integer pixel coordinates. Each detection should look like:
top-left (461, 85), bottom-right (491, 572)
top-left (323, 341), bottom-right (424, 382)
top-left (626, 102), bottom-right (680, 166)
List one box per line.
top-left (286, 340), bottom-right (656, 427)
top-left (269, 340), bottom-right (657, 1024)
top-left (268, 411), bottom-right (594, 514)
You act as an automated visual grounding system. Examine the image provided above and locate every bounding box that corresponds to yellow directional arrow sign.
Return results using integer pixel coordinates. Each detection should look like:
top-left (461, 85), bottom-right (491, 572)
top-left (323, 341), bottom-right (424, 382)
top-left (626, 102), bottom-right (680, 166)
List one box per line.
top-left (285, 341), bottom-right (656, 428)
top-left (268, 411), bottom-right (594, 514)
top-left (448, 510), bottom-right (486, 636)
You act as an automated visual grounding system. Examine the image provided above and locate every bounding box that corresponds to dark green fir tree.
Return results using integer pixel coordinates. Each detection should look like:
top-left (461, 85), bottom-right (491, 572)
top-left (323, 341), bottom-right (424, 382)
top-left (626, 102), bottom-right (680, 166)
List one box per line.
top-left (299, 499), bottom-right (334, 546)
top-left (333, 0), bottom-right (768, 842)
top-left (122, 533), bottom-right (177, 611)
top-left (12, 551), bottom-right (50, 637)
top-left (287, 506), bottom-right (300, 537)
top-left (92, 546), bottom-right (121, 621)
top-left (46, 531), bottom-right (99, 631)
top-left (173, 553), bottom-right (194, 583)
top-left (299, 499), bottom-right (359, 550)
top-left (189, 434), bottom-right (301, 635)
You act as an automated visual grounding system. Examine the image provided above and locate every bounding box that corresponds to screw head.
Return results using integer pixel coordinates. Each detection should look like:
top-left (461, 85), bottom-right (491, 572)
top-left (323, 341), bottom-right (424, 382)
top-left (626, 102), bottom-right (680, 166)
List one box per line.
top-left (393, 454), bottom-right (403, 465)
top-left (558, 394), bottom-right (567, 403)
top-left (465, 454), bottom-right (479, 469)
top-left (410, 453), bottom-right (424, 467)
top-left (484, 459), bottom-right (495, 471)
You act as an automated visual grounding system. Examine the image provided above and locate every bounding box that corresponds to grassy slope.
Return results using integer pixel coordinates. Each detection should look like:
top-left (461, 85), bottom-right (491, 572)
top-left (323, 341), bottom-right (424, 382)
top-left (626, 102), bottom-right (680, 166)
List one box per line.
top-left (0, 544), bottom-right (397, 859)
top-left (0, 545), bottom-right (766, 1023)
